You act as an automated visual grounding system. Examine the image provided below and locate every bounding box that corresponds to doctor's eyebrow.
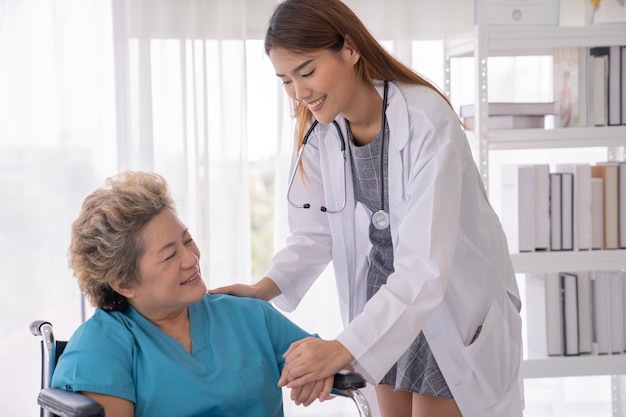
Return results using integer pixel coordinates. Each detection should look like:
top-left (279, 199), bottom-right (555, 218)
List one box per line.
top-left (275, 59), bottom-right (314, 78)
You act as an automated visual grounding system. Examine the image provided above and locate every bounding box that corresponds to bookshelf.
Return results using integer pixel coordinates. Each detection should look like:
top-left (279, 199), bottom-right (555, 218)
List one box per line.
top-left (444, 22), bottom-right (626, 404)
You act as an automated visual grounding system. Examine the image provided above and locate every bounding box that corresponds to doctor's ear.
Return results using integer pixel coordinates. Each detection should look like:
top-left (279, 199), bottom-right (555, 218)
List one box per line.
top-left (342, 35), bottom-right (361, 64)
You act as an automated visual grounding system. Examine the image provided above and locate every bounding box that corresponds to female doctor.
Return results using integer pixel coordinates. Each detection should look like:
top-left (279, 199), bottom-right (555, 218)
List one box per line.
top-left (211, 0), bottom-right (523, 416)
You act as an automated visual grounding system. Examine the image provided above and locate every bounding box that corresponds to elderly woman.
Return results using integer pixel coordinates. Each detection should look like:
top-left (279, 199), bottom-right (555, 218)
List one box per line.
top-left (51, 171), bottom-right (333, 417)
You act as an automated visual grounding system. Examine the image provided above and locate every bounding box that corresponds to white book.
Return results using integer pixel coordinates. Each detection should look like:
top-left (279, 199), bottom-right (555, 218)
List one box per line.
top-left (534, 164), bottom-right (550, 251)
top-left (591, 163), bottom-right (619, 249)
top-left (526, 272), bottom-right (563, 357)
top-left (622, 271), bottom-right (626, 352)
top-left (460, 102), bottom-right (557, 118)
top-left (590, 178), bottom-right (604, 250)
top-left (556, 163), bottom-right (592, 250)
top-left (560, 172), bottom-right (574, 251)
top-left (501, 164), bottom-right (535, 253)
top-left (622, 46), bottom-right (626, 126)
top-left (576, 271), bottom-right (594, 354)
top-left (617, 162), bottom-right (626, 247)
top-left (550, 173), bottom-right (562, 251)
top-left (591, 271), bottom-right (610, 355)
top-left (608, 271), bottom-right (624, 354)
top-left (463, 115), bottom-right (546, 130)
top-left (608, 46), bottom-right (621, 126)
top-left (590, 51), bottom-right (608, 126)
top-left (560, 272), bottom-right (579, 356)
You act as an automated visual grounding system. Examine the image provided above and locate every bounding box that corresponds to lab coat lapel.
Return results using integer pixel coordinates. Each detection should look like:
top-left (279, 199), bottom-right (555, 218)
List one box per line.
top-left (318, 120), bottom-right (360, 325)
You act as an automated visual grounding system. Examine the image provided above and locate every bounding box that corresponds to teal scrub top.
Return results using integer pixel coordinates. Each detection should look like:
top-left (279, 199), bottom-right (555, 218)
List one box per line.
top-left (51, 294), bottom-right (311, 417)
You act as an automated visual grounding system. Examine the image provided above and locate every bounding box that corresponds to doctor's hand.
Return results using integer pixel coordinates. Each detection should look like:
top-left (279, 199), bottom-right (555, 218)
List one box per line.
top-left (287, 375), bottom-right (335, 406)
top-left (208, 277), bottom-right (281, 302)
top-left (278, 337), bottom-right (354, 389)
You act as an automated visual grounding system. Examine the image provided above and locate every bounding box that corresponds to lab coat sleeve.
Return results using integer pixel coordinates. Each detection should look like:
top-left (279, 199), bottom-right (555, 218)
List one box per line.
top-left (337, 102), bottom-right (464, 383)
top-left (265, 134), bottom-right (334, 312)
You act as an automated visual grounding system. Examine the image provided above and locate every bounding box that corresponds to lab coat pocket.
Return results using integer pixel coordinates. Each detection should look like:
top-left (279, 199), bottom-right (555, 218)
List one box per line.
top-left (463, 298), bottom-right (522, 399)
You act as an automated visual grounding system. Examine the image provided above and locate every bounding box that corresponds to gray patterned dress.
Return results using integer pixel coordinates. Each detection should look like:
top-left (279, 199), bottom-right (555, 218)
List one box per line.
top-left (347, 121), bottom-right (452, 398)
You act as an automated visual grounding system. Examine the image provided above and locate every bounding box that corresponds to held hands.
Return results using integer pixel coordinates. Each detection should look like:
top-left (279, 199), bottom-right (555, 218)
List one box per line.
top-left (278, 337), bottom-right (354, 406)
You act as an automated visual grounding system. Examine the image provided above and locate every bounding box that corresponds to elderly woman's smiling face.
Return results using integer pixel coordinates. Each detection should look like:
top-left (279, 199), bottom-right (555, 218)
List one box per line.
top-left (113, 208), bottom-right (206, 320)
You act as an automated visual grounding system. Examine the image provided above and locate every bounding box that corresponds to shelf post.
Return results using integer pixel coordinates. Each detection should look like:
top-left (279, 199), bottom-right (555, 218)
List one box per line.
top-left (474, 25), bottom-right (490, 194)
top-left (612, 375), bottom-right (626, 417)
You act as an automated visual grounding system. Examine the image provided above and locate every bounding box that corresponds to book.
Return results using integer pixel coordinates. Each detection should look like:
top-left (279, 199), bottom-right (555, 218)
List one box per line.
top-left (617, 162), bottom-right (626, 249)
top-left (590, 177), bottom-right (604, 250)
top-left (589, 47), bottom-right (609, 127)
top-left (607, 45), bottom-right (622, 126)
top-left (560, 272), bottom-right (579, 356)
top-left (591, 270), bottom-right (610, 355)
top-left (560, 172), bottom-right (574, 251)
top-left (501, 164), bottom-right (535, 253)
top-left (534, 164), bottom-right (550, 251)
top-left (556, 163), bottom-right (592, 250)
top-left (591, 163), bottom-right (619, 249)
top-left (608, 271), bottom-right (624, 354)
top-left (549, 173), bottom-right (562, 251)
top-left (622, 46), bottom-right (626, 126)
top-left (576, 271), bottom-right (594, 354)
top-left (459, 102), bottom-right (557, 118)
top-left (526, 272), bottom-right (563, 357)
top-left (463, 114), bottom-right (546, 130)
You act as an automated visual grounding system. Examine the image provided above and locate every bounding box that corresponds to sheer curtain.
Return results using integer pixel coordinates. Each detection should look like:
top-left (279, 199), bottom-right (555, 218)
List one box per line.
top-left (6, 1), bottom-right (596, 416)
top-left (0, 0), bottom-right (117, 414)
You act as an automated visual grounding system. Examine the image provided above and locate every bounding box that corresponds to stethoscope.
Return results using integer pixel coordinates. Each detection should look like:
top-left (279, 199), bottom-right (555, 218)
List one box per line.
top-left (286, 81), bottom-right (391, 230)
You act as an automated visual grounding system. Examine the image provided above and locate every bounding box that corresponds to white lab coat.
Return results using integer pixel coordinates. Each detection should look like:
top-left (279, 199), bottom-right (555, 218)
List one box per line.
top-left (265, 81), bottom-right (523, 417)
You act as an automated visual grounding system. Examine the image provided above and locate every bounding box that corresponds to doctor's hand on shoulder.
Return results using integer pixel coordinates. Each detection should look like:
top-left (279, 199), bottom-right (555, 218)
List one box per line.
top-left (208, 277), bottom-right (281, 302)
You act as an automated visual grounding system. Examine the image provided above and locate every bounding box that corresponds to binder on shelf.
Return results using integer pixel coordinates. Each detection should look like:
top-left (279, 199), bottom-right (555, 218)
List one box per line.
top-left (576, 271), bottom-right (593, 354)
top-left (591, 270), bottom-right (610, 355)
top-left (535, 164), bottom-right (550, 251)
top-left (607, 45), bottom-right (622, 126)
top-left (560, 272), bottom-right (579, 356)
top-left (550, 173), bottom-right (563, 251)
top-left (589, 47), bottom-right (609, 127)
top-left (526, 272), bottom-right (564, 357)
top-left (561, 172), bottom-right (574, 251)
top-left (501, 164), bottom-right (535, 253)
top-left (556, 163), bottom-right (592, 250)
top-left (590, 177), bottom-right (605, 250)
top-left (617, 162), bottom-right (626, 247)
top-left (621, 46), bottom-right (626, 126)
top-left (591, 163), bottom-right (619, 249)
top-left (608, 271), bottom-right (624, 354)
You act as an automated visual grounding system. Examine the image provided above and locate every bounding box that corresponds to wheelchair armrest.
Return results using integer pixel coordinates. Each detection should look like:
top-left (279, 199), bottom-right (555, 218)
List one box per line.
top-left (332, 370), bottom-right (366, 390)
top-left (37, 387), bottom-right (104, 417)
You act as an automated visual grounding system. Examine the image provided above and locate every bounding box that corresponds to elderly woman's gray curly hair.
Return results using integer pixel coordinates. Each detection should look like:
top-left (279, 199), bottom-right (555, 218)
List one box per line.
top-left (68, 171), bottom-right (175, 311)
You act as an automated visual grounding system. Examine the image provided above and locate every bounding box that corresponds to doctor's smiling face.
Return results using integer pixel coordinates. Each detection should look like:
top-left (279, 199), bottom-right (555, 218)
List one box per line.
top-left (270, 42), bottom-right (361, 125)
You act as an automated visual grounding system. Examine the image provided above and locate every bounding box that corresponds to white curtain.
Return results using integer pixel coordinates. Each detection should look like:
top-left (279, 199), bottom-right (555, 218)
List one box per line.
top-left (1, 0), bottom-right (479, 415)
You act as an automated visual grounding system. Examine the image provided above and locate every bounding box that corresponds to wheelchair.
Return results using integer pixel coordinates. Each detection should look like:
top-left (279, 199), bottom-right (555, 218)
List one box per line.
top-left (31, 320), bottom-right (371, 417)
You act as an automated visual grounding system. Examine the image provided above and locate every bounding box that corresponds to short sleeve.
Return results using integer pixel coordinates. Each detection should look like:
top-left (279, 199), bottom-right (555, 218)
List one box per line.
top-left (51, 313), bottom-right (137, 402)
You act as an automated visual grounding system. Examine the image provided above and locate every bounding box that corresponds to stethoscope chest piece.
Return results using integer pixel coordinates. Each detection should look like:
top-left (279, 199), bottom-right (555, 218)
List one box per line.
top-left (371, 209), bottom-right (390, 230)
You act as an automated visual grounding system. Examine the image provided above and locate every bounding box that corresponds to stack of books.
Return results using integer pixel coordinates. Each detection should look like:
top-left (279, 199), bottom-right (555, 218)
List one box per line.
top-left (460, 102), bottom-right (557, 130)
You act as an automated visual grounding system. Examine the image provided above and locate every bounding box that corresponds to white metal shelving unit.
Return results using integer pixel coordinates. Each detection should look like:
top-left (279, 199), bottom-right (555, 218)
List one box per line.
top-left (444, 23), bottom-right (626, 415)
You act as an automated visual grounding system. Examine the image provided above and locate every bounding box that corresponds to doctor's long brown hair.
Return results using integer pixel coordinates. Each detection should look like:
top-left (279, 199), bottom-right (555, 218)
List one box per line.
top-left (264, 0), bottom-right (454, 156)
